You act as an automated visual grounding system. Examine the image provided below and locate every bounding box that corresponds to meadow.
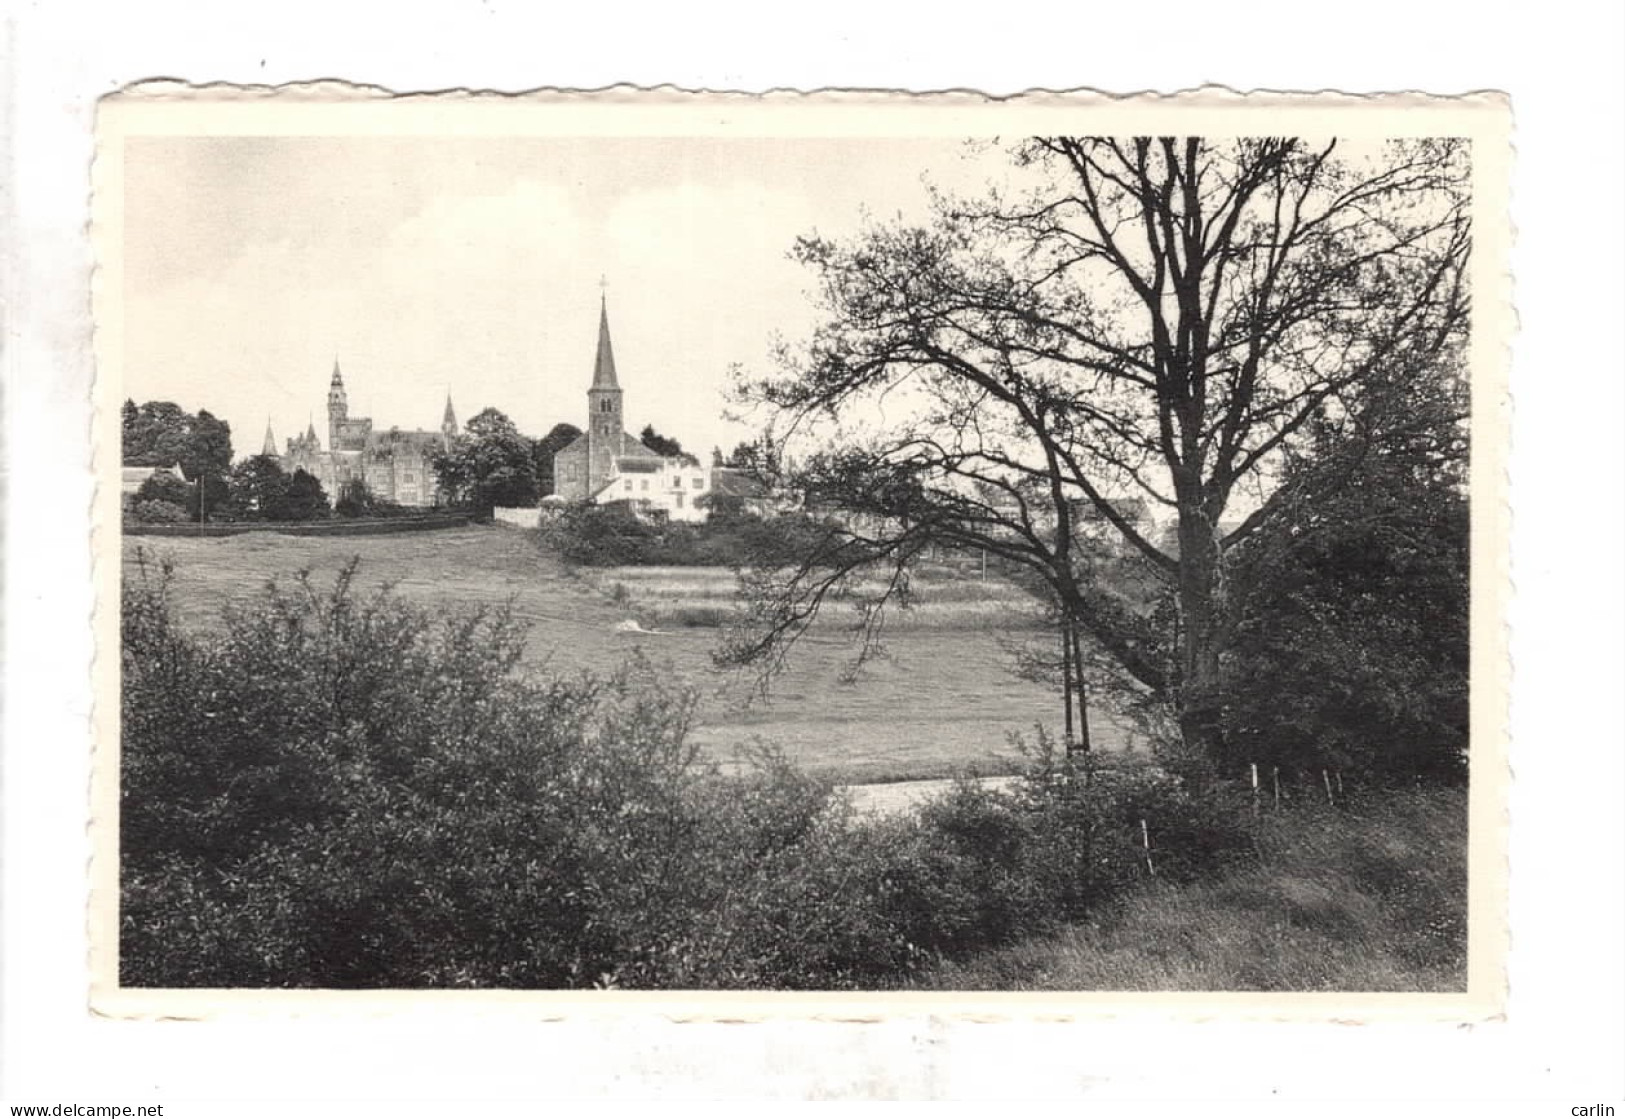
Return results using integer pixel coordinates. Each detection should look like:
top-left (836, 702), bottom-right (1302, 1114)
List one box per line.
top-left (122, 525), bottom-right (1133, 783)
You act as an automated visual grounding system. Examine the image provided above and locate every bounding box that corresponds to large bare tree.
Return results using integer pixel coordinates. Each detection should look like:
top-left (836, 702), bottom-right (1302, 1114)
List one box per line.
top-left (724, 137), bottom-right (1471, 767)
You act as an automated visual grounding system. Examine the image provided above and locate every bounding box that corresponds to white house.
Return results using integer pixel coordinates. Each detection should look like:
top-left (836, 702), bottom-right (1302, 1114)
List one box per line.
top-left (593, 455), bottom-right (711, 522)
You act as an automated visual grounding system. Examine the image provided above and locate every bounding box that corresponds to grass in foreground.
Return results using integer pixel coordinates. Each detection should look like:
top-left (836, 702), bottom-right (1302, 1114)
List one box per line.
top-left (911, 788), bottom-right (1467, 992)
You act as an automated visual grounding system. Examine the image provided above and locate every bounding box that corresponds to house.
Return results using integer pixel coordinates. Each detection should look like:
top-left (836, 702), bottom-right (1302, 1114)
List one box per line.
top-left (121, 463), bottom-right (187, 496)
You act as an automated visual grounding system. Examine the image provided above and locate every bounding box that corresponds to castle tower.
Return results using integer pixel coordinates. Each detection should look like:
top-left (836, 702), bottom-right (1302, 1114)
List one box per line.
top-left (586, 294), bottom-right (624, 497)
top-left (262, 418), bottom-right (277, 457)
top-left (327, 359), bottom-right (348, 449)
top-left (441, 392), bottom-right (459, 443)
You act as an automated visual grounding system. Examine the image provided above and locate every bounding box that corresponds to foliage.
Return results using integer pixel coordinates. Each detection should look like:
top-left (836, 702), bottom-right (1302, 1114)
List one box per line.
top-left (636, 424), bottom-right (698, 464)
top-left (133, 471), bottom-right (192, 509)
top-left (131, 469), bottom-right (234, 524)
top-left (732, 137), bottom-right (1472, 764)
top-left (123, 554), bottom-right (1292, 990)
top-left (122, 399), bottom-right (233, 479)
top-left (226, 456), bottom-right (330, 522)
top-left (282, 469), bottom-right (332, 521)
top-left (1221, 451), bottom-right (1470, 782)
top-left (541, 501), bottom-right (829, 569)
top-left (432, 407), bottom-right (539, 512)
top-left (127, 498), bottom-right (191, 524)
top-left (915, 786), bottom-right (1467, 992)
top-left (722, 439), bottom-right (775, 473)
top-left (332, 479), bottom-right (416, 520)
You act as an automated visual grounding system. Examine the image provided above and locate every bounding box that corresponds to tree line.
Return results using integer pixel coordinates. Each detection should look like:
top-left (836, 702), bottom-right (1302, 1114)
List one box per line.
top-left (122, 396), bottom-right (721, 522)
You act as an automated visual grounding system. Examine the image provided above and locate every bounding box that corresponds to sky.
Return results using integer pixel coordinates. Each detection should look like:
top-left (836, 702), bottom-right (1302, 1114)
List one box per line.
top-left (120, 135), bottom-right (1014, 461)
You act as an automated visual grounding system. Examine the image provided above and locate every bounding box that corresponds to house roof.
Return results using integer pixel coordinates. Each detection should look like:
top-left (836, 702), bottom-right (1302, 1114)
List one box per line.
top-left (121, 464), bottom-right (184, 494)
top-left (709, 467), bottom-right (771, 499)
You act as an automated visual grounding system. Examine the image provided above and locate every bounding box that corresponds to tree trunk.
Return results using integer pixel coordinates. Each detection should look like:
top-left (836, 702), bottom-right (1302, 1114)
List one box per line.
top-left (1174, 506), bottom-right (1227, 770)
top-left (1070, 621), bottom-right (1091, 754)
top-left (1061, 616), bottom-right (1075, 751)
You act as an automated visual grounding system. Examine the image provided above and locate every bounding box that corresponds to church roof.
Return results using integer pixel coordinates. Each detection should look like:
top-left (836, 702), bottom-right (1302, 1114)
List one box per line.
top-left (442, 393), bottom-right (457, 428)
top-left (592, 295), bottom-right (619, 390)
top-left (262, 419), bottom-right (277, 456)
top-left (556, 430), bottom-right (659, 461)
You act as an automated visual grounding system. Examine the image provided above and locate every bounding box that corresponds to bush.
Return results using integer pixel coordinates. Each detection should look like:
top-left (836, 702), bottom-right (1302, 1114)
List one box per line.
top-left (128, 499), bottom-right (191, 524)
top-left (540, 502), bottom-right (829, 568)
top-left (119, 554), bottom-right (1319, 991)
top-left (122, 556), bottom-right (889, 988)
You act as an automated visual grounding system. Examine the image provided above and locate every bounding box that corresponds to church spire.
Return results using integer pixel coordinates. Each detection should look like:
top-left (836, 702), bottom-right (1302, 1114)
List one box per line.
top-left (592, 292), bottom-right (619, 389)
top-left (262, 418), bottom-right (277, 457)
top-left (441, 391), bottom-right (459, 440)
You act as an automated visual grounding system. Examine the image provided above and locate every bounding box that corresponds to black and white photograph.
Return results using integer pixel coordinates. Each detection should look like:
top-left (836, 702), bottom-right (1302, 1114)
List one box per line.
top-left (93, 92), bottom-right (1509, 1006)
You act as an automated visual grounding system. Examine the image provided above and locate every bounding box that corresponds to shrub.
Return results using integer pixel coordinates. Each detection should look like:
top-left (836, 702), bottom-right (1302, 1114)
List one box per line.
top-left (122, 556), bottom-right (888, 988)
top-left (128, 499), bottom-right (191, 524)
top-left (540, 503), bottom-right (830, 569)
top-left (125, 553), bottom-right (1401, 992)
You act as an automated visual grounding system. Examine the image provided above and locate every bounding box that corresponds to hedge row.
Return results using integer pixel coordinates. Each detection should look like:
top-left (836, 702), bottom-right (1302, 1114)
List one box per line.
top-left (123, 514), bottom-right (473, 538)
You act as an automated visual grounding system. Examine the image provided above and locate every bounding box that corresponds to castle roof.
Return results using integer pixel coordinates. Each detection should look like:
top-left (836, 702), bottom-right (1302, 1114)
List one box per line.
top-left (592, 295), bottom-right (619, 390)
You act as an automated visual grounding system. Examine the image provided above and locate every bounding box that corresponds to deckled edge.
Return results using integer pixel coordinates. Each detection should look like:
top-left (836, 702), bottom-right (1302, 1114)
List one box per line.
top-left (85, 84), bottom-right (1516, 1026)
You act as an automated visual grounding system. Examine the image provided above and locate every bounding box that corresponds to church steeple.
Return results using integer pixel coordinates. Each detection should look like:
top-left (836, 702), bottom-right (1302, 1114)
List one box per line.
top-left (585, 289), bottom-right (627, 497)
top-left (441, 392), bottom-right (459, 441)
top-left (592, 293), bottom-right (619, 389)
top-left (262, 418), bottom-right (277, 457)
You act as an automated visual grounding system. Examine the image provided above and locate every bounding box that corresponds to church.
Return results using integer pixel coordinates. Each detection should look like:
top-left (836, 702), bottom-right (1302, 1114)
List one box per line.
top-left (267, 361), bottom-right (459, 508)
top-left (553, 296), bottom-right (715, 522)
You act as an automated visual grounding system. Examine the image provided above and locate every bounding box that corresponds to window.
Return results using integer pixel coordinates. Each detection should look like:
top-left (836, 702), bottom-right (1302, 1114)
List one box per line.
top-left (692, 477), bottom-right (704, 489)
top-left (675, 493), bottom-right (684, 509)
top-left (624, 479), bottom-right (633, 492)
top-left (640, 479), bottom-right (649, 492)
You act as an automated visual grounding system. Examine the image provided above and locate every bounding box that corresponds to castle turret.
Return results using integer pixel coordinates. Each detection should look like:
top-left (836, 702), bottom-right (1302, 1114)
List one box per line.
top-left (327, 359), bottom-right (348, 449)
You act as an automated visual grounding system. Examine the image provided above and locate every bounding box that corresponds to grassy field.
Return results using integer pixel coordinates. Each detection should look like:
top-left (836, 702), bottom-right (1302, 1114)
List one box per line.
top-left (123, 525), bottom-right (1135, 783)
top-left (590, 564), bottom-right (1044, 632)
top-left (910, 788), bottom-right (1468, 992)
